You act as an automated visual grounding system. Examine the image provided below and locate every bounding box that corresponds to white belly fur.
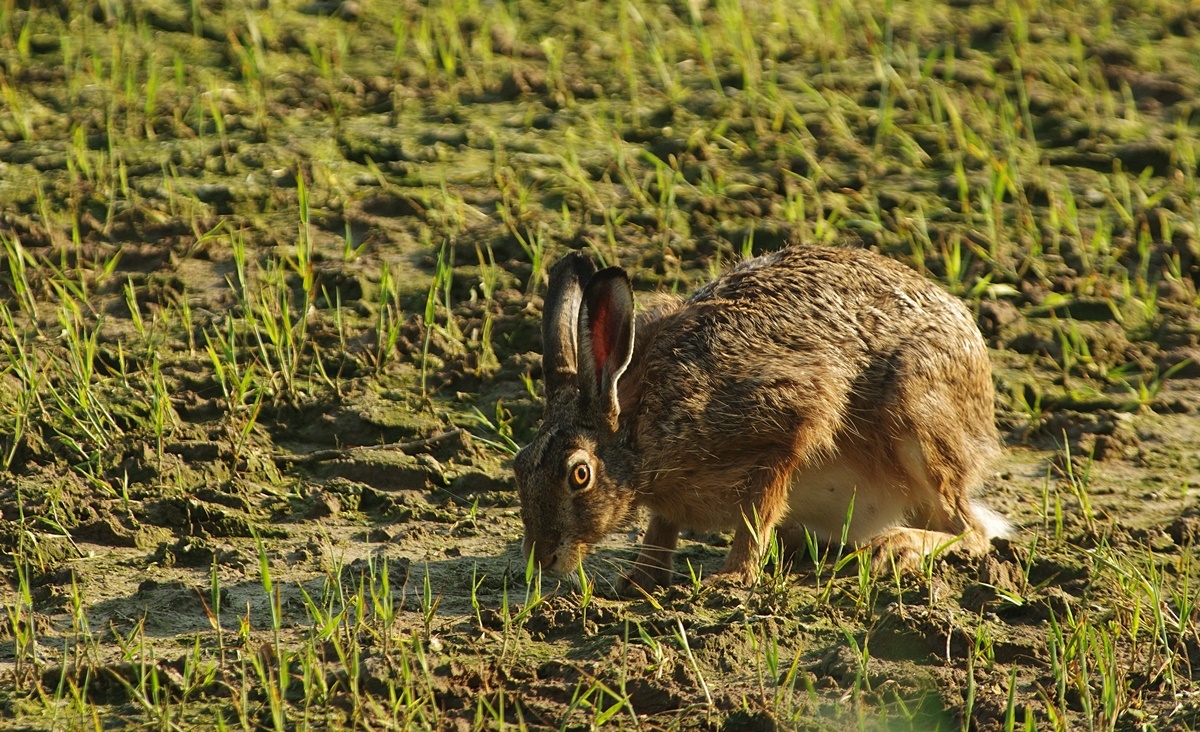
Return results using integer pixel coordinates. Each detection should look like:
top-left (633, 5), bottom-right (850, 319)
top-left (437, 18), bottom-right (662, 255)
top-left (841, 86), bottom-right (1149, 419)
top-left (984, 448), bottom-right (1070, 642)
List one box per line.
top-left (783, 457), bottom-right (909, 544)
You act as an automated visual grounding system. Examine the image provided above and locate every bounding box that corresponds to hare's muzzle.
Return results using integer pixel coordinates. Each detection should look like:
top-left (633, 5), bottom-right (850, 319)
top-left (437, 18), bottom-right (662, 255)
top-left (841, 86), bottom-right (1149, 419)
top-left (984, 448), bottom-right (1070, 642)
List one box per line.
top-left (524, 534), bottom-right (575, 576)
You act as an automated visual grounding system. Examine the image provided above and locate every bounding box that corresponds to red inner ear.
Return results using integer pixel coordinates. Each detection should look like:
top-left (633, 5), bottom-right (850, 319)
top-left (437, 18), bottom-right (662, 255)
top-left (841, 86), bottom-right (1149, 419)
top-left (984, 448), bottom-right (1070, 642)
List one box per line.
top-left (588, 296), bottom-right (612, 385)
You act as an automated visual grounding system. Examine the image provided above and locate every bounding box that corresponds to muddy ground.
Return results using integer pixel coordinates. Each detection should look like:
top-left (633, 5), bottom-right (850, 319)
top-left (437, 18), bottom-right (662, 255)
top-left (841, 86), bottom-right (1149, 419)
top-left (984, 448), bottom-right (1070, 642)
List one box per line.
top-left (2, 1), bottom-right (1200, 730)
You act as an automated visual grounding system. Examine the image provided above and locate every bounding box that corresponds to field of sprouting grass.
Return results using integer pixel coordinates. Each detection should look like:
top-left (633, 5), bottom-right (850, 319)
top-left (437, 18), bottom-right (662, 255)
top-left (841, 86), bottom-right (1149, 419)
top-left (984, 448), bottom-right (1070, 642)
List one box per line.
top-left (2, 0), bottom-right (1200, 729)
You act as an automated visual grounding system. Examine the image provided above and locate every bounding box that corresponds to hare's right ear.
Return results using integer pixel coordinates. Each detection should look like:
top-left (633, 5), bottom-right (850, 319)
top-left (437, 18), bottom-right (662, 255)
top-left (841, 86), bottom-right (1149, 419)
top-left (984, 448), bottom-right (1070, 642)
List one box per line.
top-left (542, 252), bottom-right (598, 399)
top-left (577, 267), bottom-right (635, 433)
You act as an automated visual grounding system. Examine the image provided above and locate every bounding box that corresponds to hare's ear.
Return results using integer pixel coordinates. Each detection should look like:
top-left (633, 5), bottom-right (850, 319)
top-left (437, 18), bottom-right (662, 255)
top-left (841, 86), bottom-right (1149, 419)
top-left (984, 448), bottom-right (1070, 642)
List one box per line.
top-left (542, 252), bottom-right (598, 399)
top-left (577, 267), bottom-right (635, 433)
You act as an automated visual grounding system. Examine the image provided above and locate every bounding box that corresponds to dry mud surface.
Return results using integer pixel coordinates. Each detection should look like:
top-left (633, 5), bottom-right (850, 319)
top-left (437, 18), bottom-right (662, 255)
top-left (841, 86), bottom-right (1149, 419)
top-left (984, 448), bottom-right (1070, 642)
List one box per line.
top-left (2, 1), bottom-right (1200, 730)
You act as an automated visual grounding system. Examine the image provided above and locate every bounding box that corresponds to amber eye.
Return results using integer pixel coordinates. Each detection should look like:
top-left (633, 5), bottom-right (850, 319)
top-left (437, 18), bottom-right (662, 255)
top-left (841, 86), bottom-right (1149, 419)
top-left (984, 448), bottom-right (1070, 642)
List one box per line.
top-left (569, 462), bottom-right (592, 490)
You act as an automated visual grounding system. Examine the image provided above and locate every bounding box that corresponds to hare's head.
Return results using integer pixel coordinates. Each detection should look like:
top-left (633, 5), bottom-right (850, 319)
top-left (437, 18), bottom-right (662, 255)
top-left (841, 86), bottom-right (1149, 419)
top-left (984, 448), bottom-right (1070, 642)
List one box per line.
top-left (514, 252), bottom-right (639, 575)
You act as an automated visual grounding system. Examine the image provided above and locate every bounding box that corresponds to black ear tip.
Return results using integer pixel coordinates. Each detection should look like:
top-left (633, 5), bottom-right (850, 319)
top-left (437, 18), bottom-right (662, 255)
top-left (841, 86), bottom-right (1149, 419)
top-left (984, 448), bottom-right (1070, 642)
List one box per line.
top-left (589, 266), bottom-right (629, 283)
top-left (585, 266), bottom-right (633, 297)
top-left (551, 250), bottom-right (598, 283)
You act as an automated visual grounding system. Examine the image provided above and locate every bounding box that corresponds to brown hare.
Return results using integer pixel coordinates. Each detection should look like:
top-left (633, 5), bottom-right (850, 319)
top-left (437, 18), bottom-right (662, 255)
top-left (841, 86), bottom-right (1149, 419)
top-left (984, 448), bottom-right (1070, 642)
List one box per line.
top-left (513, 246), bottom-right (1007, 592)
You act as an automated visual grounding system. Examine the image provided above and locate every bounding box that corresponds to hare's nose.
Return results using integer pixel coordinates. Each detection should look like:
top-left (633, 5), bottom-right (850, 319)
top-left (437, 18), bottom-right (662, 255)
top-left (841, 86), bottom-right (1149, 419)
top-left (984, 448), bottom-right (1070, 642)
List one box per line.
top-left (538, 549), bottom-right (559, 569)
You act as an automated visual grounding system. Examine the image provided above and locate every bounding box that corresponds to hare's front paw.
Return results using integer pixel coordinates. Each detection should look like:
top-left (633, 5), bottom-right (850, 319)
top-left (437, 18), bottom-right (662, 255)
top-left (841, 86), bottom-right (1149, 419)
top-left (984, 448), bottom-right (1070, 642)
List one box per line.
top-left (708, 564), bottom-right (757, 587)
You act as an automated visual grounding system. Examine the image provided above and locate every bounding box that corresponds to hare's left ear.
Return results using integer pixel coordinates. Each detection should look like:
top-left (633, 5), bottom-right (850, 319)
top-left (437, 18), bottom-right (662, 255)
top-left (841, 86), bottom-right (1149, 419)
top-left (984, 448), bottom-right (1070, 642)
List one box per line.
top-left (542, 252), bottom-right (598, 400)
top-left (577, 267), bottom-right (635, 433)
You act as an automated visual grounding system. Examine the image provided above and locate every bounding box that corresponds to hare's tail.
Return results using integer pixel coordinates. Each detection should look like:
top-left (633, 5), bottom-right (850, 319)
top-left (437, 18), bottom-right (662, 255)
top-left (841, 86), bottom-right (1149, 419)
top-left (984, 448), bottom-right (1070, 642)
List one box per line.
top-left (971, 501), bottom-right (1011, 540)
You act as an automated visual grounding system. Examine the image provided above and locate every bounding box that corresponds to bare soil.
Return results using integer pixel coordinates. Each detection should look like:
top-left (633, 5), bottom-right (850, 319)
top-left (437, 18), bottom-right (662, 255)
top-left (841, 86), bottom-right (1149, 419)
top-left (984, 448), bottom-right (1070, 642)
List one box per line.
top-left (2, 1), bottom-right (1200, 730)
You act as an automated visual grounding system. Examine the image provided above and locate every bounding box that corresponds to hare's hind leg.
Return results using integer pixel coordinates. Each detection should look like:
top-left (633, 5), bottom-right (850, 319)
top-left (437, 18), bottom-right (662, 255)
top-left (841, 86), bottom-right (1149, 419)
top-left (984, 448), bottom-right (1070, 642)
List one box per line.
top-left (870, 527), bottom-right (986, 573)
top-left (870, 431), bottom-right (995, 572)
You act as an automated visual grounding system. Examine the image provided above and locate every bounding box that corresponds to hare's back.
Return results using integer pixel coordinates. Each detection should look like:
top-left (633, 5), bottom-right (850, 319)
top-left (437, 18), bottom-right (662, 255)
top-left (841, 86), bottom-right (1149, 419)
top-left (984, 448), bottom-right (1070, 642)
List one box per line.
top-left (684, 246), bottom-right (976, 359)
top-left (633, 247), bottom-right (987, 448)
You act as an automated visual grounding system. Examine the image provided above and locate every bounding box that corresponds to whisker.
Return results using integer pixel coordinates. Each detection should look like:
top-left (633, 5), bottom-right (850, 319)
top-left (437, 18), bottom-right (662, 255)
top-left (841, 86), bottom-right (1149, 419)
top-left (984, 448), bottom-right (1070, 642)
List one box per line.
top-left (592, 571), bottom-right (624, 598)
top-left (594, 555), bottom-right (690, 581)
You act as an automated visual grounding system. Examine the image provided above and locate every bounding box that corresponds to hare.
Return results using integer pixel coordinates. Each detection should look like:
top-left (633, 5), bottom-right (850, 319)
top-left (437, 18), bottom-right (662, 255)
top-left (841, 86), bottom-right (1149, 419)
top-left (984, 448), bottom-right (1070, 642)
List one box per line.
top-left (513, 246), bottom-right (1007, 592)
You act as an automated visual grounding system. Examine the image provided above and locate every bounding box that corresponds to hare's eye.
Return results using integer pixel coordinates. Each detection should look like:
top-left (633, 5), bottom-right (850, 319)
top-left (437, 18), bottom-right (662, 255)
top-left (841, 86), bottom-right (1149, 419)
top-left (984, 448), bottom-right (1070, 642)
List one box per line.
top-left (569, 463), bottom-right (592, 490)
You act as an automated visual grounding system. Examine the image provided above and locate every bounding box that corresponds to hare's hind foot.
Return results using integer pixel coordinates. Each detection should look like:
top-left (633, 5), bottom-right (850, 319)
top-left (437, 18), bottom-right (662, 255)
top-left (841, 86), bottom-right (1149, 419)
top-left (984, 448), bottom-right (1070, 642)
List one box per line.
top-left (868, 524), bottom-right (993, 574)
